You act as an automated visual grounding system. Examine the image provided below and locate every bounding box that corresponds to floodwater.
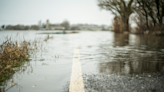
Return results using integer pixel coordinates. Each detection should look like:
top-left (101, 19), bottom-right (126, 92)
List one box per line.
top-left (0, 30), bottom-right (164, 92)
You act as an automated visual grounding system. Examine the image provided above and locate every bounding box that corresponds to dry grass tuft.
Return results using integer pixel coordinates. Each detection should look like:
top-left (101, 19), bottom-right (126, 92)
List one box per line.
top-left (0, 38), bottom-right (38, 84)
top-left (44, 35), bottom-right (53, 42)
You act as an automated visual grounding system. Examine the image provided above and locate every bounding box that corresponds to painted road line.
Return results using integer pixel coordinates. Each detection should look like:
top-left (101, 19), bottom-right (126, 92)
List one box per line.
top-left (69, 44), bottom-right (85, 92)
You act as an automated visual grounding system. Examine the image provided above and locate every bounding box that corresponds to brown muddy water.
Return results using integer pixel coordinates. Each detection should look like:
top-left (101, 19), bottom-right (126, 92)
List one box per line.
top-left (0, 30), bottom-right (164, 92)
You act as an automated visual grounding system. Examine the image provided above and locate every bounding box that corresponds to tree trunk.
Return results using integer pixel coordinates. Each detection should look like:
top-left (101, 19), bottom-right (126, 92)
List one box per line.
top-left (121, 16), bottom-right (129, 32)
top-left (124, 17), bottom-right (129, 32)
top-left (126, 18), bottom-right (129, 32)
top-left (143, 7), bottom-right (149, 30)
top-left (145, 13), bottom-right (149, 30)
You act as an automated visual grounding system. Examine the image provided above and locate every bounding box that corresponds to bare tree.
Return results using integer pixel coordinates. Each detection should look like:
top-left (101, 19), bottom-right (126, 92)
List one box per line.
top-left (98, 0), bottom-right (134, 32)
top-left (134, 0), bottom-right (164, 32)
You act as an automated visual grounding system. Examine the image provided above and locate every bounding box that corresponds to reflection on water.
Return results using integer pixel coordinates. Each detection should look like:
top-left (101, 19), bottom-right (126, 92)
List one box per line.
top-left (98, 33), bottom-right (164, 75)
top-left (98, 52), bottom-right (164, 75)
top-left (0, 31), bottom-right (164, 92)
top-left (134, 35), bottom-right (164, 50)
top-left (113, 33), bottom-right (129, 47)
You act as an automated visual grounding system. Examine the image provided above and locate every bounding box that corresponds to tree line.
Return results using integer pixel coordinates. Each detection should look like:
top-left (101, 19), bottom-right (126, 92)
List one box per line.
top-left (3, 25), bottom-right (39, 30)
top-left (98, 0), bottom-right (164, 34)
top-left (1, 21), bottom-right (109, 31)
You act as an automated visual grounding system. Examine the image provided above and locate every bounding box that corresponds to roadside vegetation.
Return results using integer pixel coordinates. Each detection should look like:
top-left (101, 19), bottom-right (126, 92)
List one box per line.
top-left (0, 38), bottom-right (37, 85)
top-left (0, 35), bottom-right (52, 89)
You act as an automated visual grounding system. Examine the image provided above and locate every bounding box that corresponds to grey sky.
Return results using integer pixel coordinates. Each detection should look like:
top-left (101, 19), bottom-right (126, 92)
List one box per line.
top-left (0, 0), bottom-right (114, 26)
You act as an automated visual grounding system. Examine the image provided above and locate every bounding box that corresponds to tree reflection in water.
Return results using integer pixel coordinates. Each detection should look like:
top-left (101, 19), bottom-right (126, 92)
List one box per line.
top-left (98, 33), bottom-right (164, 75)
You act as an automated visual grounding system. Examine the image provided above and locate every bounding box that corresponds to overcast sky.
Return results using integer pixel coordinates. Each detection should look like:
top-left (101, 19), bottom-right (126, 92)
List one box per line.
top-left (0, 0), bottom-right (114, 26)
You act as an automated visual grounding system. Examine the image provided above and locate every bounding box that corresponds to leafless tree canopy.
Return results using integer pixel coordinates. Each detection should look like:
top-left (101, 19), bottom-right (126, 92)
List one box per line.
top-left (98, 0), bottom-right (134, 32)
top-left (134, 0), bottom-right (164, 32)
top-left (98, 0), bottom-right (164, 33)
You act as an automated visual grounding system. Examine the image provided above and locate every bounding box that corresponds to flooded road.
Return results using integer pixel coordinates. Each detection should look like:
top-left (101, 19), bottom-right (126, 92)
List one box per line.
top-left (78, 32), bottom-right (164, 75)
top-left (0, 30), bottom-right (164, 92)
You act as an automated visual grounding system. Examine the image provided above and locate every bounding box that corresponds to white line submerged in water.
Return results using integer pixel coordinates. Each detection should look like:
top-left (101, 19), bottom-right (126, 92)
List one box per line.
top-left (69, 43), bottom-right (85, 92)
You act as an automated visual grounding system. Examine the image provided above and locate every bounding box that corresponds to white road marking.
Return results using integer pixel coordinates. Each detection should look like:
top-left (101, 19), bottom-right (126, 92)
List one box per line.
top-left (69, 43), bottom-right (85, 92)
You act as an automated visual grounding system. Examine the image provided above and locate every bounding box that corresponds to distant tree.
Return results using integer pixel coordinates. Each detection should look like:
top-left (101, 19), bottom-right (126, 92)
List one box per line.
top-left (1, 25), bottom-right (5, 29)
top-left (24, 26), bottom-right (30, 30)
top-left (98, 0), bottom-right (134, 32)
top-left (13, 25), bottom-right (24, 30)
top-left (6, 25), bottom-right (13, 30)
top-left (5, 25), bottom-right (39, 30)
top-left (70, 25), bottom-right (80, 30)
top-left (30, 25), bottom-right (39, 30)
top-left (60, 20), bottom-right (70, 30)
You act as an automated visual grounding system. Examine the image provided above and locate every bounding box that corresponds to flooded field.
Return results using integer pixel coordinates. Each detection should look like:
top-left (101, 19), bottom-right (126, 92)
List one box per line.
top-left (0, 30), bottom-right (164, 92)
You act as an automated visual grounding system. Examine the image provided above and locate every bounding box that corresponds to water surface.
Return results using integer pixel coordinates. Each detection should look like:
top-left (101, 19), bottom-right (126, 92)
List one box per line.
top-left (0, 30), bottom-right (164, 92)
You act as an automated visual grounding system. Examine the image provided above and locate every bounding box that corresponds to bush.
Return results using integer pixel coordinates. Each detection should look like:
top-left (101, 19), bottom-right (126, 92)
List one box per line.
top-left (0, 38), bottom-right (38, 84)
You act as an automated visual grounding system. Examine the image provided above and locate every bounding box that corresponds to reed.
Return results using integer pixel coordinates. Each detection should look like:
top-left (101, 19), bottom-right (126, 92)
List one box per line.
top-left (0, 38), bottom-right (38, 84)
